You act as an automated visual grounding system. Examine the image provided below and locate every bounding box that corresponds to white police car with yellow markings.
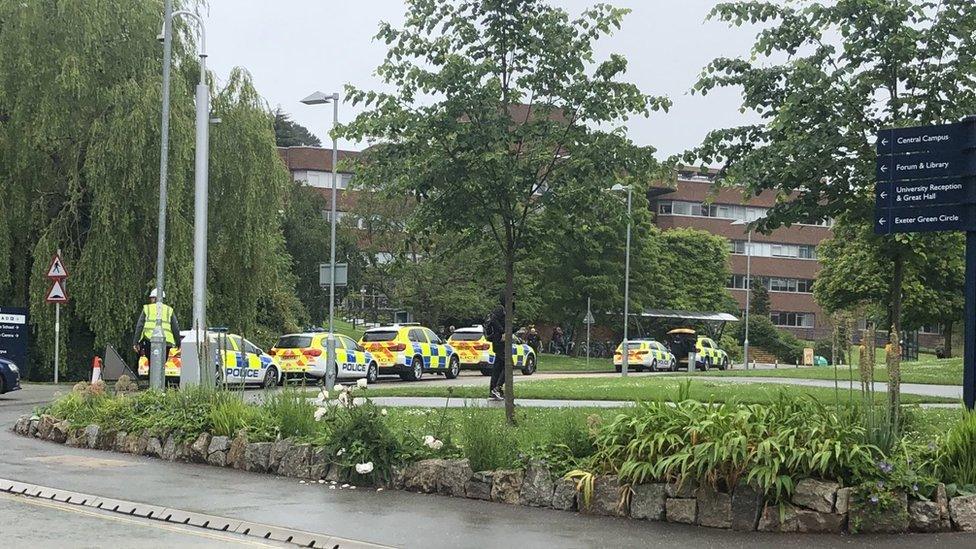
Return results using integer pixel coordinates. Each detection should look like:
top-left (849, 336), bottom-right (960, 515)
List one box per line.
top-left (138, 330), bottom-right (280, 388)
top-left (613, 339), bottom-right (676, 372)
top-left (271, 331), bottom-right (379, 384)
top-left (359, 324), bottom-right (460, 381)
top-left (448, 326), bottom-right (537, 376)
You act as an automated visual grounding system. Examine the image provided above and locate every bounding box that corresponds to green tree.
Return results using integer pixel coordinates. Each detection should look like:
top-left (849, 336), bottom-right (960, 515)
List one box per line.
top-left (687, 0), bottom-right (976, 335)
top-left (657, 229), bottom-right (737, 313)
top-left (273, 107), bottom-right (322, 147)
top-left (338, 0), bottom-right (668, 421)
top-left (750, 277), bottom-right (770, 317)
top-left (0, 1), bottom-right (306, 377)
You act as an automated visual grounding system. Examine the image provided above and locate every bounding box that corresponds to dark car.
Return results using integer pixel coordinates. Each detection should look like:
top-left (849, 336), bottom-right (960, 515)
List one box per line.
top-left (0, 357), bottom-right (22, 394)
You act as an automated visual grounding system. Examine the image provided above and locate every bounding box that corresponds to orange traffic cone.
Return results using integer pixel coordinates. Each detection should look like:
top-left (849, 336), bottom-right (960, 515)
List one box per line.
top-left (91, 356), bottom-right (103, 383)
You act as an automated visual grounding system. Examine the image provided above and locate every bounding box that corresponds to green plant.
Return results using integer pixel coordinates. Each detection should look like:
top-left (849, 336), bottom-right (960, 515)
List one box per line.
top-left (315, 392), bottom-right (402, 486)
top-left (939, 410), bottom-right (976, 487)
top-left (459, 410), bottom-right (518, 471)
top-left (263, 388), bottom-right (319, 440)
top-left (210, 395), bottom-right (257, 437)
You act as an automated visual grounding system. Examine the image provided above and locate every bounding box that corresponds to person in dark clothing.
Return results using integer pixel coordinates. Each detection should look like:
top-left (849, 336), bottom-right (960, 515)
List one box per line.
top-left (486, 292), bottom-right (507, 401)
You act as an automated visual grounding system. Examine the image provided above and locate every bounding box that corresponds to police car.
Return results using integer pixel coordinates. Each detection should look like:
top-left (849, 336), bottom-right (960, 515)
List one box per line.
top-left (138, 330), bottom-right (280, 387)
top-left (666, 328), bottom-right (730, 371)
top-left (613, 339), bottom-right (676, 372)
top-left (271, 331), bottom-right (379, 384)
top-left (359, 324), bottom-right (460, 381)
top-left (447, 326), bottom-right (537, 376)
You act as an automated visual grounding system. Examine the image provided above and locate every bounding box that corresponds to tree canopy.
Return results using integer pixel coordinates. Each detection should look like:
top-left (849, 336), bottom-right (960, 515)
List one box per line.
top-left (274, 107), bottom-right (322, 147)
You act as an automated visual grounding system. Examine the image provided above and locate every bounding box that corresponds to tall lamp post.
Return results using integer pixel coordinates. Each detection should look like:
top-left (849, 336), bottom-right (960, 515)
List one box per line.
top-left (731, 219), bottom-right (752, 369)
top-left (301, 91), bottom-right (340, 391)
top-left (166, 9), bottom-right (211, 387)
top-left (150, 0), bottom-right (175, 390)
top-left (608, 184), bottom-right (633, 377)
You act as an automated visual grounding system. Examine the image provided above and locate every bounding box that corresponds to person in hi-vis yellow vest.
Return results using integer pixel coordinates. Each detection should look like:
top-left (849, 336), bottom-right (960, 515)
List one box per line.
top-left (132, 288), bottom-right (180, 360)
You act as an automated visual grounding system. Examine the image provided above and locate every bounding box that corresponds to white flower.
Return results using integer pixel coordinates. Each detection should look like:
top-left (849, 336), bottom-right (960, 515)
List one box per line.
top-left (355, 462), bottom-right (374, 475)
top-left (334, 383), bottom-right (345, 393)
top-left (315, 389), bottom-right (329, 403)
top-left (430, 439), bottom-right (444, 450)
top-left (336, 448), bottom-right (345, 457)
top-left (423, 435), bottom-right (443, 450)
top-left (317, 479), bottom-right (325, 484)
top-left (337, 392), bottom-right (350, 406)
top-left (314, 407), bottom-right (327, 421)
top-left (381, 408), bottom-right (388, 416)
top-left (299, 480), bottom-right (306, 484)
top-left (357, 378), bottom-right (368, 389)
top-left (341, 483), bottom-right (350, 489)
top-left (423, 435), bottom-right (435, 446)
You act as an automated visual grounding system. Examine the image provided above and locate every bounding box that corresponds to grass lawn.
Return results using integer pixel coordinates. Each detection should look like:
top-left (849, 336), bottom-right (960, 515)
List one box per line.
top-left (332, 319), bottom-right (366, 341)
top-left (536, 353), bottom-right (613, 373)
top-left (364, 377), bottom-right (955, 404)
top-left (690, 357), bottom-right (962, 386)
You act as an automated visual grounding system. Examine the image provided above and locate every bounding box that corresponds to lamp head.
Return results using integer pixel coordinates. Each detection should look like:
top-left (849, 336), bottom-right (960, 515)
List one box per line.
top-left (301, 91), bottom-right (338, 105)
top-left (608, 184), bottom-right (630, 192)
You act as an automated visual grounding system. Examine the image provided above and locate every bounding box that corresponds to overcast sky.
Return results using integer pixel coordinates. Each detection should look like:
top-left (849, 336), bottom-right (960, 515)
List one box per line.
top-left (204, 0), bottom-right (761, 158)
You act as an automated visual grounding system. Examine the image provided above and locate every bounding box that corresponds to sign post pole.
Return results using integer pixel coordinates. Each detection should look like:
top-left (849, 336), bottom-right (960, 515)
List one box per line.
top-left (45, 248), bottom-right (69, 384)
top-left (965, 231), bottom-right (976, 410)
top-left (586, 297), bottom-right (591, 370)
top-left (54, 302), bottom-right (60, 384)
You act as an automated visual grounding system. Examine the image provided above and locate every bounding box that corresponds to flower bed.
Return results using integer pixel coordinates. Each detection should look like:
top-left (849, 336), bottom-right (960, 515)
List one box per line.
top-left (11, 380), bottom-right (976, 534)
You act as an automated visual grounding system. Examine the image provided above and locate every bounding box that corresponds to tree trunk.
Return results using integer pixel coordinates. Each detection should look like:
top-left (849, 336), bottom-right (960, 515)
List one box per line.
top-left (889, 252), bottom-right (904, 333)
top-left (944, 320), bottom-right (954, 357)
top-left (504, 253), bottom-right (516, 424)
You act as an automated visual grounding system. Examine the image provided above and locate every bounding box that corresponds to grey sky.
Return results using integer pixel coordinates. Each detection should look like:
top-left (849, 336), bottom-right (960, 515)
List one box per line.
top-left (205, 0), bottom-right (761, 158)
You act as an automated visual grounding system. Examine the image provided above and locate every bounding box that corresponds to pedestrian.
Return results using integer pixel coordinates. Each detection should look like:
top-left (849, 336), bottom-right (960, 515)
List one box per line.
top-left (485, 291), bottom-right (507, 401)
top-left (552, 326), bottom-right (565, 354)
top-left (527, 325), bottom-right (540, 353)
top-left (132, 288), bottom-right (180, 367)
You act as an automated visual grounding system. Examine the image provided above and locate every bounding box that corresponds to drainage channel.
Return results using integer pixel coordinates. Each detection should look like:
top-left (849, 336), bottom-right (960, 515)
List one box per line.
top-left (0, 477), bottom-right (393, 549)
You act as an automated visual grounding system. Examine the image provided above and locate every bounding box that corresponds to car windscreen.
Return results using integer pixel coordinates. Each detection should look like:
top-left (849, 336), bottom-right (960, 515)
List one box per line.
top-left (275, 335), bottom-right (312, 348)
top-left (450, 332), bottom-right (483, 341)
top-left (362, 330), bottom-right (399, 342)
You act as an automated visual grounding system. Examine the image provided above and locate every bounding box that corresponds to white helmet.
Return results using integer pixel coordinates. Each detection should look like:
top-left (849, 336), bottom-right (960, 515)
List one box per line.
top-left (149, 288), bottom-right (165, 299)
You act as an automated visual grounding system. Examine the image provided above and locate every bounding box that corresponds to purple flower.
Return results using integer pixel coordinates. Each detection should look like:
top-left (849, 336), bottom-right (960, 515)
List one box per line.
top-left (877, 461), bottom-right (893, 474)
top-left (876, 481), bottom-right (885, 489)
top-left (913, 484), bottom-right (919, 492)
top-left (870, 495), bottom-right (879, 504)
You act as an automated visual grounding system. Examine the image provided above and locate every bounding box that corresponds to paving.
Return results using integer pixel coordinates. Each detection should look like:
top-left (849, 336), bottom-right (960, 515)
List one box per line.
top-left (3, 385), bottom-right (974, 547)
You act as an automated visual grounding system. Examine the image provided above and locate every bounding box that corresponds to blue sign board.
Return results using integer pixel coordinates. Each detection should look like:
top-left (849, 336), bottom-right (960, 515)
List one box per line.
top-left (0, 306), bottom-right (29, 375)
top-left (875, 204), bottom-right (976, 235)
top-left (877, 121), bottom-right (976, 155)
top-left (875, 177), bottom-right (976, 209)
top-left (876, 149), bottom-right (976, 182)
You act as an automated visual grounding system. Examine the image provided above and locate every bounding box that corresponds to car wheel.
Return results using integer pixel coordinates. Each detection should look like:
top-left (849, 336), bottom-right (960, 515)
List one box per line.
top-left (614, 364), bottom-right (622, 373)
top-left (650, 359), bottom-right (658, 372)
top-left (480, 367), bottom-right (492, 376)
top-left (367, 362), bottom-right (379, 384)
top-left (701, 358), bottom-right (711, 371)
top-left (407, 355), bottom-right (424, 381)
top-left (445, 356), bottom-right (460, 379)
top-left (0, 375), bottom-right (5, 395)
top-left (669, 358), bottom-right (676, 372)
top-left (521, 355), bottom-right (536, 376)
top-left (263, 366), bottom-right (278, 389)
top-left (720, 357), bottom-right (728, 371)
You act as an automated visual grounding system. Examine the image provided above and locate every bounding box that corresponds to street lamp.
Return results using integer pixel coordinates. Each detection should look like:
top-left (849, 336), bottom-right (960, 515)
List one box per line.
top-left (608, 183), bottom-right (633, 377)
top-left (731, 219), bottom-right (752, 369)
top-left (302, 91), bottom-right (341, 391)
top-left (168, 9), bottom-right (211, 387)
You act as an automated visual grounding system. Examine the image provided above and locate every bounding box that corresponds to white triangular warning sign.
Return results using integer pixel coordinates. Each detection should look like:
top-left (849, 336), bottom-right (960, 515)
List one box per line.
top-left (46, 279), bottom-right (68, 303)
top-left (46, 254), bottom-right (68, 279)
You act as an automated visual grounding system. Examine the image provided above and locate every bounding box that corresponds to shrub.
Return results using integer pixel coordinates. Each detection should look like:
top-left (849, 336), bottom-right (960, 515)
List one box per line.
top-left (314, 390), bottom-right (402, 486)
top-left (263, 388), bottom-right (319, 440)
top-left (459, 410), bottom-right (518, 471)
top-left (719, 333), bottom-right (741, 363)
top-left (736, 316), bottom-right (802, 363)
top-left (210, 395), bottom-right (263, 438)
top-left (939, 410), bottom-right (976, 487)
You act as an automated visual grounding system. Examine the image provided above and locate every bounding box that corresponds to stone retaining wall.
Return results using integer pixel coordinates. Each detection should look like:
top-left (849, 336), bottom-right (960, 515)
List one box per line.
top-left (12, 414), bottom-right (976, 534)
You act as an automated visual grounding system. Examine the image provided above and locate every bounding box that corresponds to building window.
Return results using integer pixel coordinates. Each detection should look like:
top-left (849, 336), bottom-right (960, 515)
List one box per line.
top-left (727, 275), bottom-right (814, 293)
top-left (729, 240), bottom-right (818, 260)
top-left (770, 311), bottom-right (815, 328)
top-left (656, 199), bottom-right (831, 227)
top-left (295, 170), bottom-right (352, 190)
top-left (919, 324), bottom-right (943, 335)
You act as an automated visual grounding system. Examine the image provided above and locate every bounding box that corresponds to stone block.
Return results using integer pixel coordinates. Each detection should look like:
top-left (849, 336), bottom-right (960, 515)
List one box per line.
top-left (161, 434), bottom-right (188, 461)
top-left (519, 461), bottom-right (554, 507)
top-left (113, 431), bottom-right (128, 452)
top-left (666, 478), bottom-right (697, 498)
top-left (145, 437), bottom-right (164, 458)
top-left (206, 435), bottom-right (231, 467)
top-left (909, 499), bottom-right (950, 532)
top-left (279, 443), bottom-right (313, 478)
top-left (551, 478), bottom-right (577, 511)
top-left (227, 432), bottom-right (248, 469)
top-left (848, 490), bottom-right (908, 533)
top-left (37, 415), bottom-right (56, 439)
top-left (439, 459), bottom-right (473, 497)
top-left (696, 486), bottom-right (732, 529)
top-left (949, 494), bottom-right (976, 532)
top-left (731, 481), bottom-right (763, 532)
top-left (244, 442), bottom-right (272, 473)
top-left (65, 427), bottom-right (86, 447)
top-left (758, 503), bottom-right (799, 533)
top-left (28, 417), bottom-right (39, 437)
top-left (795, 509), bottom-right (845, 533)
top-left (269, 439), bottom-right (293, 473)
top-left (465, 472), bottom-right (493, 501)
top-left (122, 432), bottom-right (149, 455)
top-left (630, 483), bottom-right (666, 520)
top-left (13, 416), bottom-right (28, 435)
top-left (582, 475), bottom-right (626, 516)
top-left (84, 425), bottom-right (101, 449)
top-left (792, 478), bottom-right (839, 513)
top-left (835, 487), bottom-right (852, 515)
top-left (490, 470), bottom-right (523, 504)
top-left (189, 432), bottom-right (211, 463)
top-left (94, 428), bottom-right (116, 450)
top-left (665, 498), bottom-right (697, 524)
top-left (402, 459), bottom-right (445, 494)
top-left (50, 420), bottom-right (70, 443)
top-left (308, 448), bottom-right (331, 480)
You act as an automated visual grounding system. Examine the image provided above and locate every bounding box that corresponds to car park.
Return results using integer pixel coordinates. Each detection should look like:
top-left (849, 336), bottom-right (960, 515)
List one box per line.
top-left (271, 331), bottom-right (378, 384)
top-left (359, 324), bottom-right (460, 381)
top-left (0, 357), bottom-right (21, 394)
top-left (612, 339), bottom-right (676, 372)
top-left (666, 328), bottom-right (730, 371)
top-left (138, 330), bottom-right (280, 387)
top-left (448, 326), bottom-right (537, 376)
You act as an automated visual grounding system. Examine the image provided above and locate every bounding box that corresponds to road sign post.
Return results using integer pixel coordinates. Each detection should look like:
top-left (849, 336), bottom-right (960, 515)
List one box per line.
top-left (584, 297), bottom-right (594, 369)
top-left (876, 118), bottom-right (976, 410)
top-left (45, 250), bottom-right (69, 384)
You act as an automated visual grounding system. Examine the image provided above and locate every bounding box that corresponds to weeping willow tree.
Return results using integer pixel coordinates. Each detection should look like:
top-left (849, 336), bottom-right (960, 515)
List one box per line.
top-left (0, 1), bottom-right (303, 379)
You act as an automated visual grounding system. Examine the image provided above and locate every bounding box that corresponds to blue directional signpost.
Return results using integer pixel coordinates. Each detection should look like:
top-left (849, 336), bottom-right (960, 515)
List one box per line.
top-left (876, 118), bottom-right (976, 410)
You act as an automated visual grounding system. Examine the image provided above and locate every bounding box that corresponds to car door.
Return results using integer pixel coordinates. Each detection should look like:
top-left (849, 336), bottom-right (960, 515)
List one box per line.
top-left (408, 328), bottom-right (429, 369)
top-left (242, 338), bottom-right (269, 383)
top-left (423, 328), bottom-right (444, 369)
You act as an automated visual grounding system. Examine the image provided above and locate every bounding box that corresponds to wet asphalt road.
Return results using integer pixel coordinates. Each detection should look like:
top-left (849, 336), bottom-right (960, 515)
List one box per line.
top-left (2, 385), bottom-right (974, 548)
